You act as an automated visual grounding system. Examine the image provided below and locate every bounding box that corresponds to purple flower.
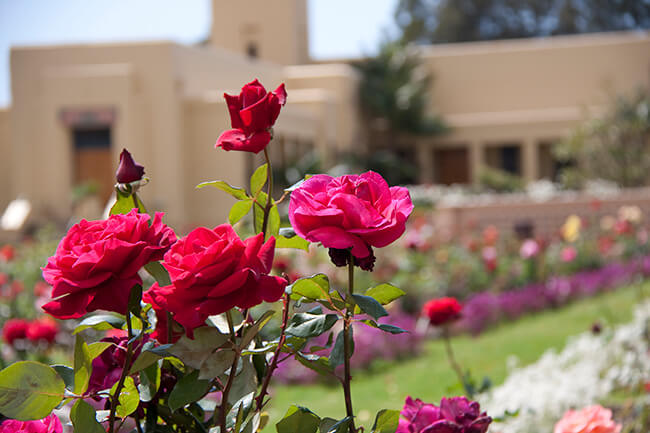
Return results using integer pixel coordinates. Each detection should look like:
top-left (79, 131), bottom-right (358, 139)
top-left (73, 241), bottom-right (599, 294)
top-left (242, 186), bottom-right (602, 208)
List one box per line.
top-left (397, 396), bottom-right (492, 433)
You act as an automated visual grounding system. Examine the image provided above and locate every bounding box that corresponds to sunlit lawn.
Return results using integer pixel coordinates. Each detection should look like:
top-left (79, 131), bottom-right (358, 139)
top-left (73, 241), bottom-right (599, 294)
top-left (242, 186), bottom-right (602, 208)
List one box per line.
top-left (263, 282), bottom-right (647, 430)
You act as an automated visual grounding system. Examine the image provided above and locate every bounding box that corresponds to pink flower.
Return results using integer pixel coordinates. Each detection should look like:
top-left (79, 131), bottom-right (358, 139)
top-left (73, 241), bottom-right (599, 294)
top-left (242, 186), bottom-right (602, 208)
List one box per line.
top-left (144, 225), bottom-right (287, 337)
top-left (520, 239), bottom-right (540, 259)
top-left (215, 79), bottom-right (287, 153)
top-left (561, 245), bottom-right (578, 263)
top-left (288, 171), bottom-right (413, 264)
top-left (0, 413), bottom-right (62, 433)
top-left (397, 396), bottom-right (492, 433)
top-left (482, 246), bottom-right (498, 272)
top-left (42, 210), bottom-right (176, 319)
top-left (554, 405), bottom-right (621, 433)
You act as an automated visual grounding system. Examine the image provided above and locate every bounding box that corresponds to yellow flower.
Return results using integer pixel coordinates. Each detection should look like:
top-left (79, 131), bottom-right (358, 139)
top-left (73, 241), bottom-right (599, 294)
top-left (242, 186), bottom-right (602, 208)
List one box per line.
top-left (562, 215), bottom-right (581, 242)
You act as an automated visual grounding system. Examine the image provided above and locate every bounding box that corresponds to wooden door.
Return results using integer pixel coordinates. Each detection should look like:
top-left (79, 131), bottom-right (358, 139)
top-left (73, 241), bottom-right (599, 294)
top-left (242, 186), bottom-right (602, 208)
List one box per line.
top-left (434, 148), bottom-right (470, 185)
top-left (73, 128), bottom-right (113, 203)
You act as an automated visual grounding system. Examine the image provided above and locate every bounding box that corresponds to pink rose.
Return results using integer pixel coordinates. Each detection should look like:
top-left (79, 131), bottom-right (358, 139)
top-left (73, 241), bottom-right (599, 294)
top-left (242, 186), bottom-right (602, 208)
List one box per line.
top-left (42, 210), bottom-right (176, 319)
top-left (288, 171), bottom-right (413, 266)
top-left (144, 225), bottom-right (287, 337)
top-left (397, 396), bottom-right (492, 433)
top-left (0, 413), bottom-right (62, 433)
top-left (215, 79), bottom-right (287, 153)
top-left (520, 239), bottom-right (540, 259)
top-left (554, 405), bottom-right (621, 433)
top-left (561, 245), bottom-right (578, 263)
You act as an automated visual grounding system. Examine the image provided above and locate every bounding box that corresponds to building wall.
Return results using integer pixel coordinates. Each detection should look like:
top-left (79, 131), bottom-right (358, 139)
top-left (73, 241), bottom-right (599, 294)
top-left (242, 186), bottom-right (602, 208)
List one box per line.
top-left (210, 0), bottom-right (309, 65)
top-left (0, 108), bottom-right (10, 210)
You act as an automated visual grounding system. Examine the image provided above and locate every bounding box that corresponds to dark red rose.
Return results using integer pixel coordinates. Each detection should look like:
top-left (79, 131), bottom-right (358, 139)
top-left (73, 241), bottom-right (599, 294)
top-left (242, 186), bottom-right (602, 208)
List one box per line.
top-left (115, 148), bottom-right (145, 184)
top-left (87, 334), bottom-right (148, 394)
top-left (398, 396), bottom-right (492, 433)
top-left (422, 297), bottom-right (462, 326)
top-left (42, 210), bottom-right (176, 319)
top-left (25, 317), bottom-right (59, 344)
top-left (215, 79), bottom-right (287, 153)
top-left (145, 224), bottom-right (287, 337)
top-left (2, 318), bottom-right (28, 345)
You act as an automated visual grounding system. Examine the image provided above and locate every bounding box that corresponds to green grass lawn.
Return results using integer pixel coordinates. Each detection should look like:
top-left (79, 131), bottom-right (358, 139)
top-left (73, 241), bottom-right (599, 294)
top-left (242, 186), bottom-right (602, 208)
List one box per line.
top-left (263, 282), bottom-right (647, 430)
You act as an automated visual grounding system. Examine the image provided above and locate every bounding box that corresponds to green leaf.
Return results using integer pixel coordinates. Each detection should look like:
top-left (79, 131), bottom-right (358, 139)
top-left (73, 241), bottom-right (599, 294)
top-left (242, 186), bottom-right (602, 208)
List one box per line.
top-left (294, 353), bottom-right (333, 377)
top-left (70, 399), bottom-right (105, 433)
top-left (144, 261), bottom-right (172, 286)
top-left (359, 320), bottom-right (408, 334)
top-left (371, 409), bottom-right (400, 433)
top-left (240, 310), bottom-right (275, 350)
top-left (138, 361), bottom-right (161, 403)
top-left (198, 350), bottom-right (235, 380)
top-left (352, 294), bottom-right (388, 320)
top-left (0, 361), bottom-right (65, 420)
top-left (110, 376), bottom-right (139, 418)
top-left (51, 365), bottom-right (74, 391)
top-left (253, 191), bottom-right (268, 234)
top-left (168, 370), bottom-right (211, 412)
top-left (286, 313), bottom-right (338, 338)
top-left (320, 417), bottom-right (352, 433)
top-left (329, 328), bottom-right (353, 369)
top-left (87, 342), bottom-right (112, 360)
top-left (276, 405), bottom-right (320, 433)
top-left (276, 234), bottom-right (310, 251)
top-left (128, 283), bottom-right (143, 317)
top-left (289, 274), bottom-right (330, 301)
top-left (130, 347), bottom-right (164, 374)
top-left (73, 336), bottom-right (92, 395)
top-left (250, 163), bottom-right (269, 195)
top-left (278, 227), bottom-right (298, 238)
top-left (229, 199), bottom-right (254, 225)
top-left (73, 314), bottom-right (124, 335)
top-left (364, 284), bottom-right (406, 305)
top-left (169, 327), bottom-right (229, 369)
top-left (196, 180), bottom-right (249, 200)
top-left (268, 204), bottom-right (281, 238)
top-left (110, 190), bottom-right (146, 215)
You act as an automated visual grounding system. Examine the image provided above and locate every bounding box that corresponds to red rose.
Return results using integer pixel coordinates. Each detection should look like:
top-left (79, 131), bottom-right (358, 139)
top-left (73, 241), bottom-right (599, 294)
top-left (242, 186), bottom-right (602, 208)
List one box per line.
top-left (142, 290), bottom-right (183, 344)
top-left (42, 210), bottom-right (176, 319)
top-left (215, 79), bottom-right (287, 153)
top-left (2, 318), bottom-right (28, 345)
top-left (422, 297), bottom-right (462, 326)
top-left (0, 245), bottom-right (15, 262)
top-left (115, 148), bottom-right (145, 184)
top-left (145, 224), bottom-right (287, 337)
top-left (288, 171), bottom-right (413, 262)
top-left (26, 317), bottom-right (59, 344)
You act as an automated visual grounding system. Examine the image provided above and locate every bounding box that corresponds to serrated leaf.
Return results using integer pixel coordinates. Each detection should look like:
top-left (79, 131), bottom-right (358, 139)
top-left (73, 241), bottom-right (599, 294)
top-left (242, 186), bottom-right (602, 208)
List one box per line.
top-left (364, 284), bottom-right (405, 305)
top-left (168, 370), bottom-right (210, 412)
top-left (70, 399), bottom-right (105, 433)
top-left (144, 261), bottom-right (172, 286)
top-left (198, 350), bottom-right (235, 380)
top-left (0, 361), bottom-right (65, 420)
top-left (110, 376), bottom-right (139, 418)
top-left (371, 409), bottom-right (400, 433)
top-left (352, 294), bottom-right (388, 320)
top-left (268, 205), bottom-right (281, 238)
top-left (250, 163), bottom-right (268, 195)
top-left (73, 314), bottom-right (124, 335)
top-left (169, 327), bottom-right (229, 369)
top-left (276, 405), bottom-right (320, 433)
top-left (286, 313), bottom-right (338, 339)
top-left (288, 274), bottom-right (330, 301)
top-left (229, 199), bottom-right (254, 225)
top-left (276, 234), bottom-right (310, 251)
top-left (197, 180), bottom-right (249, 200)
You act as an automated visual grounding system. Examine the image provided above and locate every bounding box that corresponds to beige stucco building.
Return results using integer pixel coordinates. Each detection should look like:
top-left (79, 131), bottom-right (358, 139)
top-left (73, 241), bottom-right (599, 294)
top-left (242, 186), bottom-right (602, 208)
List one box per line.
top-left (0, 0), bottom-right (649, 231)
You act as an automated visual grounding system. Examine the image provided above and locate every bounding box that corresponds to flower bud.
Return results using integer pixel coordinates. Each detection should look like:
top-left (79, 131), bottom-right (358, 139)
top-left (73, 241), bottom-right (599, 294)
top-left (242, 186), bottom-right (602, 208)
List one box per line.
top-left (116, 149), bottom-right (145, 184)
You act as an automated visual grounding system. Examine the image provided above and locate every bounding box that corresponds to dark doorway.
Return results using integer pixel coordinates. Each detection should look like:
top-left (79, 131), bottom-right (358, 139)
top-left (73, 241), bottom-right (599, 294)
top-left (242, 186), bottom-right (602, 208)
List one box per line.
top-left (434, 148), bottom-right (470, 185)
top-left (73, 127), bottom-right (113, 202)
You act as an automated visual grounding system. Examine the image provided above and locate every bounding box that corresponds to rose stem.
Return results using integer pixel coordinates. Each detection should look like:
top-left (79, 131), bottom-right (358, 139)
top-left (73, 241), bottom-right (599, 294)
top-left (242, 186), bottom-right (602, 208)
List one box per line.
top-left (217, 309), bottom-right (241, 432)
top-left (442, 326), bottom-right (470, 396)
top-left (260, 147), bottom-right (274, 239)
top-left (342, 251), bottom-right (357, 433)
top-left (255, 291), bottom-right (291, 411)
top-left (108, 308), bottom-right (136, 433)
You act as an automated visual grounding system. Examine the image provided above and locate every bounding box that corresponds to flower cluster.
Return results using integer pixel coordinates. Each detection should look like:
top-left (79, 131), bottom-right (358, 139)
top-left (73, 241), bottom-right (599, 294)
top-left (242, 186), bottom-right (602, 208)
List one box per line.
top-left (2, 316), bottom-right (59, 346)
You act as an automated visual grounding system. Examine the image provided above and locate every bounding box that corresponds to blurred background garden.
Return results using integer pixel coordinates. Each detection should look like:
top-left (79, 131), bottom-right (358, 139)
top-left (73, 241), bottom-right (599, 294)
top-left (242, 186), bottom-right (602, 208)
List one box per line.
top-left (1, 0), bottom-right (650, 431)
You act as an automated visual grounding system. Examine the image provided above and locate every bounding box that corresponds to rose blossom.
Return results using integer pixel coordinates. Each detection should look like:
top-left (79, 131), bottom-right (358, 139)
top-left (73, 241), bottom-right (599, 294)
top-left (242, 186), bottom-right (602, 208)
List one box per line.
top-left (288, 171), bottom-right (413, 265)
top-left (561, 245), bottom-right (578, 263)
top-left (87, 333), bottom-right (149, 394)
top-left (397, 396), bottom-right (492, 433)
top-left (2, 318), bottom-right (28, 345)
top-left (144, 224), bottom-right (287, 337)
top-left (115, 148), bottom-right (145, 184)
top-left (422, 297), bottom-right (462, 326)
top-left (25, 317), bottom-right (59, 344)
top-left (42, 210), bottom-right (176, 319)
top-left (554, 405), bottom-right (621, 433)
top-left (215, 79), bottom-right (287, 153)
top-left (0, 244), bottom-right (15, 262)
top-left (520, 239), bottom-right (540, 259)
top-left (0, 413), bottom-right (63, 433)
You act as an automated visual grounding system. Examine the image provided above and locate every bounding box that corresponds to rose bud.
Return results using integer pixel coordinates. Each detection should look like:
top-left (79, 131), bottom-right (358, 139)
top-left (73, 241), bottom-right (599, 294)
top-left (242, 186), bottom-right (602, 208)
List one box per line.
top-left (116, 148), bottom-right (145, 184)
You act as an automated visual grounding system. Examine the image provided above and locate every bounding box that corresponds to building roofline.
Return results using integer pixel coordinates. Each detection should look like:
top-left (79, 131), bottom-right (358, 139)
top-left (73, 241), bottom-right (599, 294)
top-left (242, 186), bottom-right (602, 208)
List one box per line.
top-left (10, 39), bottom-right (179, 53)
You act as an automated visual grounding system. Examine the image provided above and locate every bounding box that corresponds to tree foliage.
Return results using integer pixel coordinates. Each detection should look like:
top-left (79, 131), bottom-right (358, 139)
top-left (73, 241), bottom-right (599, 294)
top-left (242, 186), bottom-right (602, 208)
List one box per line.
top-left (395, 0), bottom-right (650, 44)
top-left (553, 90), bottom-right (650, 187)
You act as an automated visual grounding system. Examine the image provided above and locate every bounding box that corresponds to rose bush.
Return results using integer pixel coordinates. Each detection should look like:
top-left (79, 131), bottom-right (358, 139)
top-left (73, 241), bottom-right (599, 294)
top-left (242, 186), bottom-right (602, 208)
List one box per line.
top-left (288, 171), bottom-right (413, 263)
top-left (41, 210), bottom-right (176, 319)
top-left (216, 79), bottom-right (287, 153)
top-left (144, 225), bottom-right (287, 336)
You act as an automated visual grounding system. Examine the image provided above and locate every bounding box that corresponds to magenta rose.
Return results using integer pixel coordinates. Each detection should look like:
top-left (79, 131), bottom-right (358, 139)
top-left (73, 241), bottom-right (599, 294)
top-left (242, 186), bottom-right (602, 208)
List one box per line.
top-left (144, 224), bottom-right (287, 337)
top-left (215, 79), bottom-right (287, 153)
top-left (0, 413), bottom-right (62, 433)
top-left (42, 210), bottom-right (176, 319)
top-left (398, 396), bottom-right (492, 433)
top-left (288, 171), bottom-right (413, 268)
